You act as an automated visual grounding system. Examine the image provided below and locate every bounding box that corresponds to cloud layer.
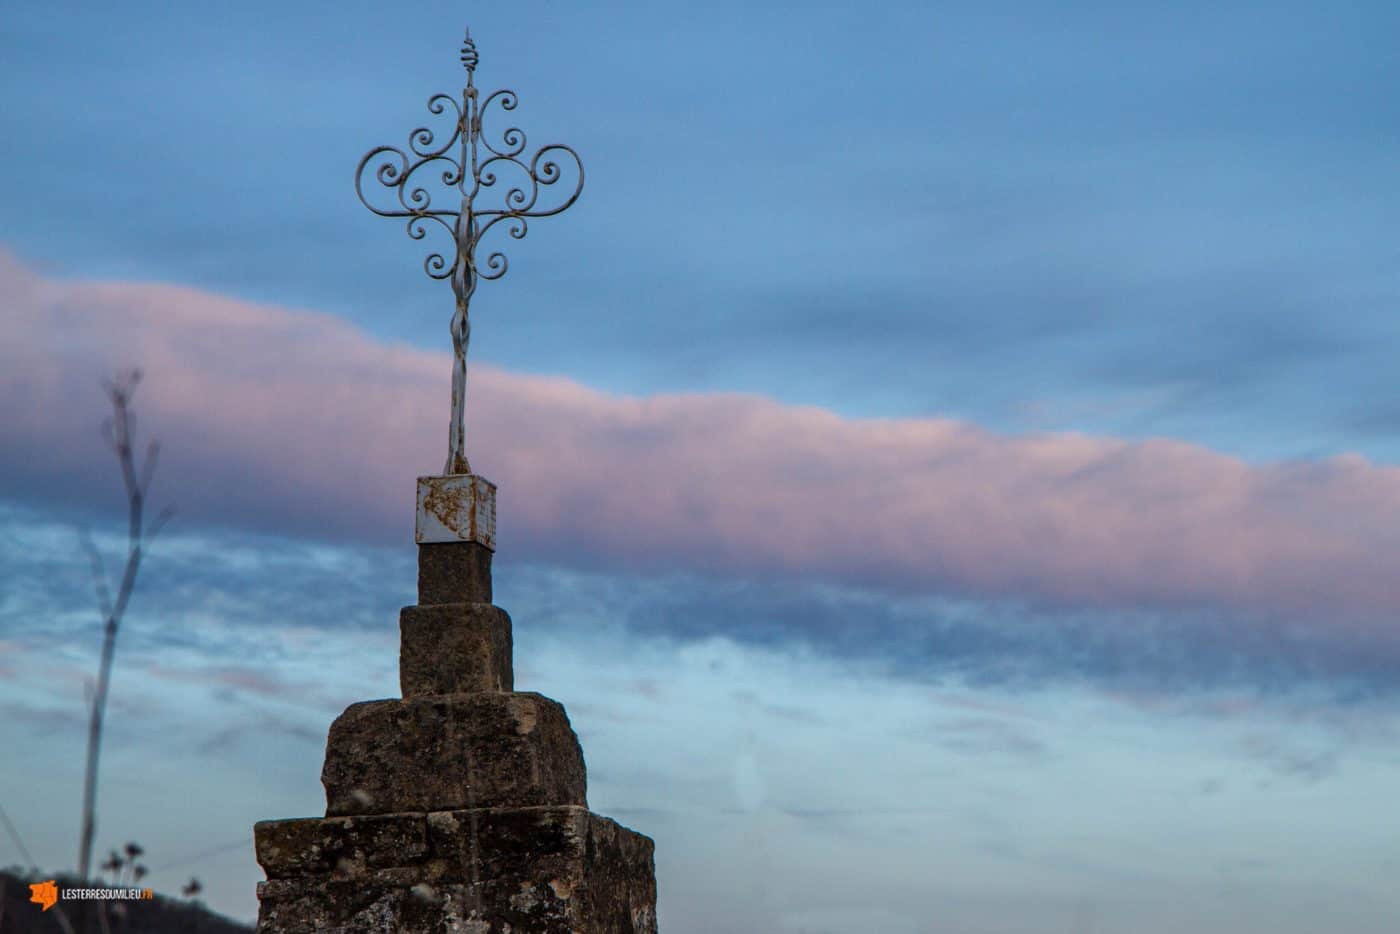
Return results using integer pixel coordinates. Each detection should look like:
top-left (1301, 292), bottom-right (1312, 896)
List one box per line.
top-left (4, 249), bottom-right (1398, 623)
top-left (6, 512), bottom-right (1399, 934)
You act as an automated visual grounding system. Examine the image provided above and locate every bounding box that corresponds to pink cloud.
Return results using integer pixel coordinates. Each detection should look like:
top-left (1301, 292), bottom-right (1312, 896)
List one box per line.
top-left (3, 249), bottom-right (1399, 620)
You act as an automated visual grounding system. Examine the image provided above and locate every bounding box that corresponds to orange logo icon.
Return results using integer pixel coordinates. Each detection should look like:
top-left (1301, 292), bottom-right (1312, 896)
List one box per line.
top-left (29, 879), bottom-right (58, 912)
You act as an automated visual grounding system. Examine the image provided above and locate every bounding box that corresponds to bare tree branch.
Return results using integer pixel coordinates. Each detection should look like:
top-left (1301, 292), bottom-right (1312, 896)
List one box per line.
top-left (139, 439), bottom-right (160, 497)
top-left (149, 504), bottom-right (177, 543)
top-left (0, 801), bottom-right (37, 871)
top-left (80, 532), bottom-right (115, 620)
top-left (76, 370), bottom-right (172, 934)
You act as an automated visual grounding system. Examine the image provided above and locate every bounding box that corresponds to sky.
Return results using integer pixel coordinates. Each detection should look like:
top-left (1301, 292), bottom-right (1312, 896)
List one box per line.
top-left (2, 2), bottom-right (1399, 931)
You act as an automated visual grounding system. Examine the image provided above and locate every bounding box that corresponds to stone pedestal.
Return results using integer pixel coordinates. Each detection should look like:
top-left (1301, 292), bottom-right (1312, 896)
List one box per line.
top-left (253, 475), bottom-right (658, 933)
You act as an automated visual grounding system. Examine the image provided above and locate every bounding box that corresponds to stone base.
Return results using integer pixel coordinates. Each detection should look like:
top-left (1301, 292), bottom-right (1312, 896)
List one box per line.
top-left (322, 692), bottom-right (587, 816)
top-left (255, 806), bottom-right (657, 934)
top-left (417, 542), bottom-right (494, 605)
top-left (400, 603), bottom-right (513, 696)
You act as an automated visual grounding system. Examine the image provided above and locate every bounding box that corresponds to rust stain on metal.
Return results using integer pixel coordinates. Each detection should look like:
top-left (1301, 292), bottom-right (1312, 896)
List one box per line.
top-left (416, 474), bottom-right (497, 548)
top-left (423, 482), bottom-right (472, 536)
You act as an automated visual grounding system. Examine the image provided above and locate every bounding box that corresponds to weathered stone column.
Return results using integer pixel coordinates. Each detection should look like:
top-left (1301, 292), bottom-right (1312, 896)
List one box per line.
top-left (253, 475), bottom-right (658, 933)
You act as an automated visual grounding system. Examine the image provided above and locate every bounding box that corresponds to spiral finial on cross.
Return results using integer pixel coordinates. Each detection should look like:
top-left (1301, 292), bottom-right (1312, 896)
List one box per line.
top-left (460, 29), bottom-right (479, 73)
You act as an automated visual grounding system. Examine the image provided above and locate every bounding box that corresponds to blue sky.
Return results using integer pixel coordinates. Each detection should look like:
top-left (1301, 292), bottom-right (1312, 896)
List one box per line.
top-left (3, 2), bottom-right (1400, 931)
top-left (8, 1), bottom-right (1400, 458)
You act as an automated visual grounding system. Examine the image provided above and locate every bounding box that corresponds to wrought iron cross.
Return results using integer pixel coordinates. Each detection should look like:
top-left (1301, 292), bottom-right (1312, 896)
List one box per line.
top-left (356, 27), bottom-right (584, 475)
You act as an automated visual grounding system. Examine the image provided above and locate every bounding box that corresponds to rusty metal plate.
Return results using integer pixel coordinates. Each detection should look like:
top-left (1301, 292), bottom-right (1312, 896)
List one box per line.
top-left (415, 474), bottom-right (497, 549)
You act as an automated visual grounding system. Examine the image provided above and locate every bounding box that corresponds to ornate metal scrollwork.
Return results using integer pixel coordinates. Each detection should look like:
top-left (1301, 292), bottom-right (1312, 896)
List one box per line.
top-left (355, 28), bottom-right (584, 474)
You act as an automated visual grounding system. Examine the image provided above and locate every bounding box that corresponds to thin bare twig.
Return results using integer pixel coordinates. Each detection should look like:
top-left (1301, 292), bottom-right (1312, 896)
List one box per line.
top-left (139, 439), bottom-right (160, 497)
top-left (149, 504), bottom-right (178, 544)
top-left (76, 370), bottom-right (173, 934)
top-left (0, 802), bottom-right (37, 871)
top-left (80, 533), bottom-right (115, 620)
top-left (0, 813), bottom-right (69, 934)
